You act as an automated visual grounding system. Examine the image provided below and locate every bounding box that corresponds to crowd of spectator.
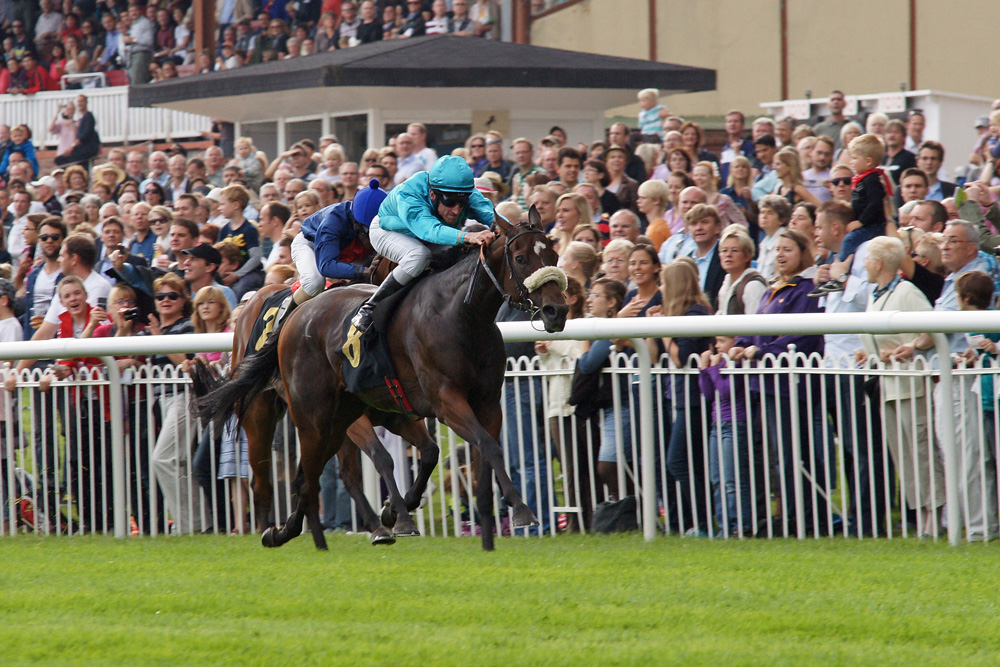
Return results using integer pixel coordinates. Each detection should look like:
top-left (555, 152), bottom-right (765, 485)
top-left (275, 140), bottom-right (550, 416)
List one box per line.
top-left (0, 0), bottom-right (503, 92)
top-left (4, 76), bottom-right (1000, 541)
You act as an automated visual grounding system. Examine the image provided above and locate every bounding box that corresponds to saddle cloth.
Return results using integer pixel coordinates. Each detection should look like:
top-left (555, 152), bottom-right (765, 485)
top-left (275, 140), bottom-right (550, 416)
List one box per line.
top-left (336, 283), bottom-right (420, 418)
top-left (246, 288), bottom-right (292, 356)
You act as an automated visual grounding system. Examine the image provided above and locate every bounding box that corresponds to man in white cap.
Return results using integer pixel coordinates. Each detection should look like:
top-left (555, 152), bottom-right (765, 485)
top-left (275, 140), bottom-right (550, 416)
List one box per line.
top-left (30, 175), bottom-right (62, 215)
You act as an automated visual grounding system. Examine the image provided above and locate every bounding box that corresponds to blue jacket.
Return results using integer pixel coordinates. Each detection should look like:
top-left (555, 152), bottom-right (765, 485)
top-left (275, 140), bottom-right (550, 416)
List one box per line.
top-left (377, 173), bottom-right (494, 246)
top-left (300, 201), bottom-right (366, 281)
top-left (0, 139), bottom-right (39, 177)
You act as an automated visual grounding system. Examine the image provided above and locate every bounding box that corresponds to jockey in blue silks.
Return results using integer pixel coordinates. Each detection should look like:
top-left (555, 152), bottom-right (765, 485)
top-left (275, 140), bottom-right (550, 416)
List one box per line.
top-left (352, 155), bottom-right (496, 333)
top-left (275, 179), bottom-right (387, 326)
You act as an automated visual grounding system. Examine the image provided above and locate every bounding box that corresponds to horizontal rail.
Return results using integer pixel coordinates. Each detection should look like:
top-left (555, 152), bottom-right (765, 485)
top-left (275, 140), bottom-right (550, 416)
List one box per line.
top-left (1, 311), bottom-right (998, 360)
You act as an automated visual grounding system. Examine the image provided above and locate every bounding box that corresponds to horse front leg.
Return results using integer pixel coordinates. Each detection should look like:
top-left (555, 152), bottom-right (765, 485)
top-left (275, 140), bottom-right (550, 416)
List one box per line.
top-left (386, 416), bottom-right (439, 513)
top-left (439, 390), bottom-right (539, 532)
top-left (346, 416), bottom-right (416, 539)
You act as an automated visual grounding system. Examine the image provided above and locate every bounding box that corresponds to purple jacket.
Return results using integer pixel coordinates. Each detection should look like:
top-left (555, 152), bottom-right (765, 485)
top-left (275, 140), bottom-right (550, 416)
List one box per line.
top-left (699, 359), bottom-right (747, 423)
top-left (735, 276), bottom-right (824, 397)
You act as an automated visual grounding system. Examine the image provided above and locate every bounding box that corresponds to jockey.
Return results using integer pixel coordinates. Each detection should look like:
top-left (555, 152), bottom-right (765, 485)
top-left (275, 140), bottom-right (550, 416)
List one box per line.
top-left (352, 155), bottom-right (496, 333)
top-left (275, 179), bottom-right (387, 325)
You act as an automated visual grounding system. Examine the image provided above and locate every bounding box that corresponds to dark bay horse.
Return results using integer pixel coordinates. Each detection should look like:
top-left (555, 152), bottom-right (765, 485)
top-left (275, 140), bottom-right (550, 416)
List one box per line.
top-left (202, 207), bottom-right (568, 551)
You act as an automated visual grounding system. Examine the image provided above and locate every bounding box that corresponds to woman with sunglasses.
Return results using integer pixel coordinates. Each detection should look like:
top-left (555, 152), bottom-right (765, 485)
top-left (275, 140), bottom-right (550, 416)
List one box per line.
top-left (354, 155), bottom-right (496, 334)
top-left (142, 181), bottom-right (167, 207)
top-left (133, 274), bottom-right (204, 534)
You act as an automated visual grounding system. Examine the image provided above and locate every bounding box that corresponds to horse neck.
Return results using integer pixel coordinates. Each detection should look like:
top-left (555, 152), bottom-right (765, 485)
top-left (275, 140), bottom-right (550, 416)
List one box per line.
top-left (432, 238), bottom-right (508, 326)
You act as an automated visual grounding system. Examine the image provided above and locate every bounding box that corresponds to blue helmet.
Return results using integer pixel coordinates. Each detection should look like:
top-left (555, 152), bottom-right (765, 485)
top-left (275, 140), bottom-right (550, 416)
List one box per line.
top-left (352, 179), bottom-right (388, 227)
top-left (427, 155), bottom-right (475, 193)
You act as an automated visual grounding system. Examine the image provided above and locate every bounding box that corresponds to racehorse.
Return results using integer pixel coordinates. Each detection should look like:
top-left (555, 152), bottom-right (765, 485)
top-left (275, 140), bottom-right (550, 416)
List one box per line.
top-left (201, 207), bottom-right (568, 551)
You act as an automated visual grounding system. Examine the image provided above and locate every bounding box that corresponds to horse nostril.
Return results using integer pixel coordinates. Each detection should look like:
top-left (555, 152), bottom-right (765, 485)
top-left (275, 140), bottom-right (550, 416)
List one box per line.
top-left (542, 305), bottom-right (558, 320)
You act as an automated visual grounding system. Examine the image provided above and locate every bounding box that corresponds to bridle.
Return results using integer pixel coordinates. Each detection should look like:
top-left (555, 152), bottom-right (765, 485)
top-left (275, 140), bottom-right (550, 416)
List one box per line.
top-left (463, 224), bottom-right (550, 317)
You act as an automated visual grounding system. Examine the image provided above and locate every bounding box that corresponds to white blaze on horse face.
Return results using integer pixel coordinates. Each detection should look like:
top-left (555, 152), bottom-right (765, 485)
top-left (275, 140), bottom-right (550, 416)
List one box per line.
top-left (534, 240), bottom-right (546, 256)
top-left (523, 266), bottom-right (568, 292)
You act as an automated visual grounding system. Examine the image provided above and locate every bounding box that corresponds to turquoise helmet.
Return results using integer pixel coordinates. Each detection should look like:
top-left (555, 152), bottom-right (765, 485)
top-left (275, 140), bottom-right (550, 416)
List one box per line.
top-left (427, 155), bottom-right (475, 193)
top-left (352, 179), bottom-right (388, 227)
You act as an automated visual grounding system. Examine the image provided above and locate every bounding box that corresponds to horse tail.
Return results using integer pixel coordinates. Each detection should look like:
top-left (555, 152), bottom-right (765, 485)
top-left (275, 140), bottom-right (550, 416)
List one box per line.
top-left (187, 357), bottom-right (226, 398)
top-left (197, 333), bottom-right (281, 428)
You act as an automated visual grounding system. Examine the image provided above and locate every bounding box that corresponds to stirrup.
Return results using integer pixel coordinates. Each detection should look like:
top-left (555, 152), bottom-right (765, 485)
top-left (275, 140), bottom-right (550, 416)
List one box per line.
top-left (351, 304), bottom-right (374, 333)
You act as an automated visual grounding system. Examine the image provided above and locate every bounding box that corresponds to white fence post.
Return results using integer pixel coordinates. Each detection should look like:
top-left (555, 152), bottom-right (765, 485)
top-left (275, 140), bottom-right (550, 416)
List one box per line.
top-left (630, 337), bottom-right (657, 542)
top-left (99, 356), bottom-right (127, 540)
top-left (930, 334), bottom-right (960, 546)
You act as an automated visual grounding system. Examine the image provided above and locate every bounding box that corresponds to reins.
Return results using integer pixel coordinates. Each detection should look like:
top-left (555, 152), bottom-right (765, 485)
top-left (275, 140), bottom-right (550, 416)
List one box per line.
top-left (463, 225), bottom-right (548, 320)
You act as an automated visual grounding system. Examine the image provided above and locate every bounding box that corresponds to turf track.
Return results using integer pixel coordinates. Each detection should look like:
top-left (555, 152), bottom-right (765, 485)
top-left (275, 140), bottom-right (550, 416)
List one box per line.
top-left (1, 533), bottom-right (998, 665)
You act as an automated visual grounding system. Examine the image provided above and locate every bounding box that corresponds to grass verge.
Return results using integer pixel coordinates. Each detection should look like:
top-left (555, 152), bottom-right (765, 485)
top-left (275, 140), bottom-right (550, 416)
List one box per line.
top-left (1, 534), bottom-right (998, 665)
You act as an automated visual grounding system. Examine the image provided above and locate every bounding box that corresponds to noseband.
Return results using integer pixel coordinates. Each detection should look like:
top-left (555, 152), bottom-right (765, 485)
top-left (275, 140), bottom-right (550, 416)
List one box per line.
top-left (463, 226), bottom-right (562, 316)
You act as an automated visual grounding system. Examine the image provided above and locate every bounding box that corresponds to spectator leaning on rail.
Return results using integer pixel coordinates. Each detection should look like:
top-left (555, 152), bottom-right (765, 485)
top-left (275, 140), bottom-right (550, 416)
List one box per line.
top-left (353, 155), bottom-right (495, 334)
top-left (897, 219), bottom-right (1000, 542)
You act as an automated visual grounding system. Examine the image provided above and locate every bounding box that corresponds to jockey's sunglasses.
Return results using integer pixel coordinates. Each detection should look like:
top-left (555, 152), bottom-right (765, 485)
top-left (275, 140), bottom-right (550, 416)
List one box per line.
top-left (434, 190), bottom-right (470, 208)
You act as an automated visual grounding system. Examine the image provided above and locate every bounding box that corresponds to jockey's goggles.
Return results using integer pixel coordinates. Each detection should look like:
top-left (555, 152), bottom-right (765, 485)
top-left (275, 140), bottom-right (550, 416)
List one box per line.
top-left (433, 190), bottom-right (470, 208)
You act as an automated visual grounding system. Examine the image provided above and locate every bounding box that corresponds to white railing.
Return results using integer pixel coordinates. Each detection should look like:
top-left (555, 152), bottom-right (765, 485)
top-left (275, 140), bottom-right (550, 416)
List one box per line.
top-left (2, 312), bottom-right (1000, 545)
top-left (0, 87), bottom-right (213, 148)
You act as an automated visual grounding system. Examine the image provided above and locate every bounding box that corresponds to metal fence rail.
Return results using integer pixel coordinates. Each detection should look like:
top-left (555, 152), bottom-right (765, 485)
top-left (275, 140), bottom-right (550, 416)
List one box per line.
top-left (0, 87), bottom-right (212, 148)
top-left (0, 312), bottom-right (999, 545)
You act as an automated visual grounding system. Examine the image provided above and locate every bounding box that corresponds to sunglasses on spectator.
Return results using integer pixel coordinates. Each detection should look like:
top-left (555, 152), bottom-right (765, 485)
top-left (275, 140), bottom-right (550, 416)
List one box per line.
top-left (434, 191), bottom-right (469, 207)
top-left (39, 234), bottom-right (61, 242)
top-left (470, 143), bottom-right (485, 148)
top-left (829, 177), bottom-right (851, 186)
top-left (150, 217), bottom-right (169, 224)
top-left (155, 292), bottom-right (183, 301)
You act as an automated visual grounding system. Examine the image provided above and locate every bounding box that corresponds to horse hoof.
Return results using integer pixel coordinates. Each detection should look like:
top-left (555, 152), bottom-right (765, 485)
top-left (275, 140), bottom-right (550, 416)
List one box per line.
top-left (511, 505), bottom-right (539, 528)
top-left (261, 526), bottom-right (280, 548)
top-left (393, 518), bottom-right (420, 537)
top-left (380, 504), bottom-right (398, 528)
top-left (371, 527), bottom-right (396, 546)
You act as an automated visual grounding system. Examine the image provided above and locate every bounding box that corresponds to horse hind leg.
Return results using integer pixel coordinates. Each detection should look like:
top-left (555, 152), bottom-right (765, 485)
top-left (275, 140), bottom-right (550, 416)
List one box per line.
top-left (263, 463), bottom-right (311, 548)
top-left (243, 393), bottom-right (282, 535)
top-left (346, 417), bottom-right (419, 538)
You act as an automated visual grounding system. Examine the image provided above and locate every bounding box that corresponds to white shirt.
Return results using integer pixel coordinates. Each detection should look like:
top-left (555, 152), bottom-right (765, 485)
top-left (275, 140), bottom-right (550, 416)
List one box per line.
top-left (265, 241), bottom-right (283, 270)
top-left (802, 168), bottom-right (833, 203)
top-left (756, 233), bottom-right (780, 282)
top-left (32, 265), bottom-right (61, 320)
top-left (44, 271), bottom-right (112, 325)
top-left (822, 241), bottom-right (872, 366)
top-left (0, 316), bottom-right (23, 343)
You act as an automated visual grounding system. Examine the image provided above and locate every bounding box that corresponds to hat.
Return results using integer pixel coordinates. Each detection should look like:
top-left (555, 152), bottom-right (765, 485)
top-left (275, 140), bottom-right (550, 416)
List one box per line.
top-left (93, 162), bottom-right (126, 185)
top-left (539, 135), bottom-right (560, 146)
top-left (181, 243), bottom-right (222, 266)
top-left (167, 142), bottom-right (187, 157)
top-left (29, 175), bottom-right (58, 190)
top-left (474, 176), bottom-right (496, 194)
top-left (206, 187), bottom-right (223, 202)
top-left (64, 190), bottom-right (86, 202)
top-left (976, 116), bottom-right (990, 129)
top-left (428, 155), bottom-right (475, 194)
top-left (51, 167), bottom-right (65, 177)
top-left (604, 144), bottom-right (628, 157)
top-left (479, 171), bottom-right (510, 198)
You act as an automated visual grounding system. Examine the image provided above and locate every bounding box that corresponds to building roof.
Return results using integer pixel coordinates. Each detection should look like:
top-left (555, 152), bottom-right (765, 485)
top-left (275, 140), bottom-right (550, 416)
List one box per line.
top-left (129, 35), bottom-right (715, 121)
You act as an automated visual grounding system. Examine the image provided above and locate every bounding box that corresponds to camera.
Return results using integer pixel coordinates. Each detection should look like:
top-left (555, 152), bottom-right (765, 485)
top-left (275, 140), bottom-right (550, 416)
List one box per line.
top-left (97, 297), bottom-right (107, 309)
top-left (122, 308), bottom-right (140, 322)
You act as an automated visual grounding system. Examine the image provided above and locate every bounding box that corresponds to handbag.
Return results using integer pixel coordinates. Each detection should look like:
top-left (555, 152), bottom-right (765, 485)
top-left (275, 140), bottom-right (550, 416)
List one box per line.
top-left (568, 359), bottom-right (612, 420)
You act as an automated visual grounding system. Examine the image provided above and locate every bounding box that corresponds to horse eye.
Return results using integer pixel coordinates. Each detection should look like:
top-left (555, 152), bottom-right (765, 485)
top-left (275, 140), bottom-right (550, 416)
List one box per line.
top-left (515, 254), bottom-right (528, 265)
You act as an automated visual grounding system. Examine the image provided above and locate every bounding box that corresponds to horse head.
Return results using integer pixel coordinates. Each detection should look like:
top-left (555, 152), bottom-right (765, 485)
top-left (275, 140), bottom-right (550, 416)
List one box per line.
top-left (491, 205), bottom-right (568, 333)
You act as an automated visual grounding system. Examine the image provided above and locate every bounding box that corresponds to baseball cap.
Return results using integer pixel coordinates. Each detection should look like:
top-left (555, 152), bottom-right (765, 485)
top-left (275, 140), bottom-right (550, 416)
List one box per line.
top-left (206, 187), bottom-right (223, 202)
top-left (30, 175), bottom-right (58, 190)
top-left (976, 116), bottom-right (990, 129)
top-left (181, 242), bottom-right (222, 265)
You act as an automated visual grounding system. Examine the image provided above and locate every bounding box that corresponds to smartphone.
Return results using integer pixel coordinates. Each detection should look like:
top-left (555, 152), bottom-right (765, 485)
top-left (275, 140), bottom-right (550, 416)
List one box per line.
top-left (97, 297), bottom-right (107, 310)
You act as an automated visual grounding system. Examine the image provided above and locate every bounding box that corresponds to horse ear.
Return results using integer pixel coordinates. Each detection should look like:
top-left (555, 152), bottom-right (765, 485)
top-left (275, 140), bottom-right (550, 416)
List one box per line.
top-left (527, 204), bottom-right (542, 230)
top-left (493, 207), bottom-right (512, 234)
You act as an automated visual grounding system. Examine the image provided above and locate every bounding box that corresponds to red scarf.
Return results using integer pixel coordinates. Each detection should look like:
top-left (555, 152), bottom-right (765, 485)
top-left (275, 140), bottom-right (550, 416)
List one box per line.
top-left (851, 166), bottom-right (894, 197)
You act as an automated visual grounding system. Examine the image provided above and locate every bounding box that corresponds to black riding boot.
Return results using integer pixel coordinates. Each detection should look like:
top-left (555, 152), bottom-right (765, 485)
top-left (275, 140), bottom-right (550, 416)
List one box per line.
top-left (351, 274), bottom-right (406, 333)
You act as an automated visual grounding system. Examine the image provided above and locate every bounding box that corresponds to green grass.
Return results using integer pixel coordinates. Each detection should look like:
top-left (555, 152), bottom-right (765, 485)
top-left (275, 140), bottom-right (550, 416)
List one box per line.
top-left (2, 535), bottom-right (999, 665)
